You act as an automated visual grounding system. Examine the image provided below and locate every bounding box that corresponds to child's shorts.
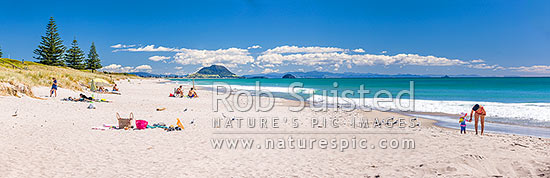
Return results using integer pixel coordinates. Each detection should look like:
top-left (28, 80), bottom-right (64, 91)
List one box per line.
top-left (460, 126), bottom-right (466, 131)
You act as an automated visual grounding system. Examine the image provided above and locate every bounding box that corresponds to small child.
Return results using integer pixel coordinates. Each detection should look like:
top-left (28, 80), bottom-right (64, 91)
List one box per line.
top-left (458, 113), bottom-right (469, 134)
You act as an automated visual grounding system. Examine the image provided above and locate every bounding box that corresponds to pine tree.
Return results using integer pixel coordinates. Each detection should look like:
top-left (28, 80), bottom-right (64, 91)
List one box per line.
top-left (0, 46), bottom-right (3, 58)
top-left (64, 37), bottom-right (85, 69)
top-left (85, 42), bottom-right (102, 72)
top-left (34, 17), bottom-right (65, 66)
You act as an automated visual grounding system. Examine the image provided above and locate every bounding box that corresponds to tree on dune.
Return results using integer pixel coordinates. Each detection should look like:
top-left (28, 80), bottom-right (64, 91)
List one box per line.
top-left (85, 42), bottom-right (102, 72)
top-left (34, 17), bottom-right (66, 66)
top-left (64, 37), bottom-right (85, 69)
top-left (0, 45), bottom-right (3, 58)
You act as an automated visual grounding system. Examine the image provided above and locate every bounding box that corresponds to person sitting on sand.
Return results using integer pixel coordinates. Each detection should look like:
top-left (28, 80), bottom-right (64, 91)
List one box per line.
top-left (470, 104), bottom-right (486, 135)
top-left (188, 87), bottom-right (198, 98)
top-left (50, 77), bottom-right (57, 97)
top-left (112, 84), bottom-right (119, 92)
top-left (175, 85), bottom-right (183, 97)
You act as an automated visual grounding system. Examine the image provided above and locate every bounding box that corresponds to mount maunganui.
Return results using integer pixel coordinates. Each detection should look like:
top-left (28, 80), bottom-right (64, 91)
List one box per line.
top-left (187, 65), bottom-right (242, 78)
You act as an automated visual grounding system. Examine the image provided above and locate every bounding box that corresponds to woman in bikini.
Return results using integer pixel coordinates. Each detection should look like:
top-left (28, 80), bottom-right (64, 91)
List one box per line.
top-left (470, 104), bottom-right (486, 135)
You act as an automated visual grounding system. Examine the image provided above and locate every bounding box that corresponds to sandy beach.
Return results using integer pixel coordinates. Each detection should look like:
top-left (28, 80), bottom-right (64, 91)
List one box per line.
top-left (1, 79), bottom-right (549, 177)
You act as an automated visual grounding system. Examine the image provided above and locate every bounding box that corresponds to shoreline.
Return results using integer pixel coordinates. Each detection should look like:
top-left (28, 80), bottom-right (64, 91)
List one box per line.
top-left (169, 79), bottom-right (550, 138)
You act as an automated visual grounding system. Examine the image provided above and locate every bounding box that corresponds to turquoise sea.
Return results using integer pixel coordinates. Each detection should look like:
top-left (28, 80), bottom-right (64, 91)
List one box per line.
top-left (172, 77), bottom-right (550, 137)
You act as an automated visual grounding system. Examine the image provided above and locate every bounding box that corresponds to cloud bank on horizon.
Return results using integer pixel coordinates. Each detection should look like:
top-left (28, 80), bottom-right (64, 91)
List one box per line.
top-left (103, 44), bottom-right (550, 74)
top-left (101, 64), bottom-right (152, 73)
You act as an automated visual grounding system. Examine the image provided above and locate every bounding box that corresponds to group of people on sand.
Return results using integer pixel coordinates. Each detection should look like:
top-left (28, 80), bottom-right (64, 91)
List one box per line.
top-left (97, 84), bottom-right (119, 93)
top-left (174, 85), bottom-right (198, 98)
top-left (51, 77), bottom-right (487, 136)
top-left (459, 104), bottom-right (487, 135)
top-left (49, 77), bottom-right (120, 97)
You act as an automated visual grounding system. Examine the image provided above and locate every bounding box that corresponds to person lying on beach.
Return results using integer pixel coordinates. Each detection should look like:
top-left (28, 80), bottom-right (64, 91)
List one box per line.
top-left (470, 104), bottom-right (486, 135)
top-left (50, 77), bottom-right (57, 97)
top-left (64, 94), bottom-right (93, 102)
top-left (80, 94), bottom-right (93, 101)
top-left (112, 84), bottom-right (119, 92)
top-left (188, 87), bottom-right (198, 98)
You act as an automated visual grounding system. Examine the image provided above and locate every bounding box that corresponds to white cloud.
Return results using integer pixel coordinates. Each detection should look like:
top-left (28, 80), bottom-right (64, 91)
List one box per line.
top-left (174, 66), bottom-right (183, 70)
top-left (247, 45), bottom-right (262, 49)
top-left (263, 45), bottom-right (345, 54)
top-left (391, 54), bottom-right (469, 66)
top-left (116, 45), bottom-right (255, 67)
top-left (135, 65), bottom-right (152, 70)
top-left (471, 59), bottom-right (485, 63)
top-left (173, 47), bottom-right (254, 66)
top-left (467, 63), bottom-right (502, 70)
top-left (148, 55), bottom-right (171, 62)
top-left (258, 52), bottom-right (468, 67)
top-left (261, 68), bottom-right (279, 74)
top-left (263, 64), bottom-right (275, 68)
top-left (110, 44), bottom-right (136, 48)
top-left (508, 65), bottom-right (550, 74)
top-left (111, 44), bottom-right (550, 75)
top-left (102, 64), bottom-right (122, 70)
top-left (100, 64), bottom-right (152, 73)
top-left (114, 45), bottom-right (178, 52)
top-left (352, 48), bottom-right (365, 53)
top-left (333, 64), bottom-right (340, 71)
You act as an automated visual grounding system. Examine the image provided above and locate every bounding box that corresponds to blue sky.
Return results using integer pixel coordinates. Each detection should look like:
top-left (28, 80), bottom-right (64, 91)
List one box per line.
top-left (1, 0), bottom-right (549, 76)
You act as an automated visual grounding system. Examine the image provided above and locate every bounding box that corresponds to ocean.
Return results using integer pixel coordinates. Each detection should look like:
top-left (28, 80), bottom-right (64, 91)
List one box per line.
top-left (171, 77), bottom-right (550, 137)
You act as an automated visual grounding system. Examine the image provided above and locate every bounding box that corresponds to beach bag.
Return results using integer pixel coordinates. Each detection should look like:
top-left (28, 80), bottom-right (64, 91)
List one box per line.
top-left (116, 112), bottom-right (134, 129)
top-left (136, 120), bottom-right (148, 130)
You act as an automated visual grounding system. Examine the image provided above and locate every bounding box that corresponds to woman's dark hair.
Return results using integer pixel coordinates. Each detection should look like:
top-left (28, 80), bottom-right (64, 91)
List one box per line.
top-left (472, 104), bottom-right (480, 111)
top-left (190, 88), bottom-right (194, 90)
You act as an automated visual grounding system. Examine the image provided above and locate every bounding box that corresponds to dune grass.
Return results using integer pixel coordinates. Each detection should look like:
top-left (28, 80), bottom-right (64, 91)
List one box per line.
top-left (0, 58), bottom-right (139, 97)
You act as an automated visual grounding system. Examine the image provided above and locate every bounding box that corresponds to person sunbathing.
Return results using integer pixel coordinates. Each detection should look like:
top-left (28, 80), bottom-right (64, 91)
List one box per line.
top-left (65, 94), bottom-right (92, 102)
top-left (188, 87), bottom-right (198, 98)
top-left (112, 84), bottom-right (119, 92)
top-left (79, 94), bottom-right (93, 101)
